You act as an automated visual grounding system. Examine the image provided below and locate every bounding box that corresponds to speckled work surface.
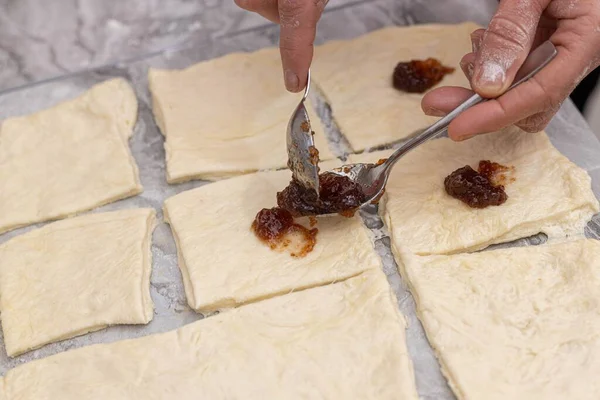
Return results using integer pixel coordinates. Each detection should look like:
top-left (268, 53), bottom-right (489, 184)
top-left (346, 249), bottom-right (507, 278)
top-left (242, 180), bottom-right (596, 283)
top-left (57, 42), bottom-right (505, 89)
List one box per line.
top-left (0, 1), bottom-right (599, 399)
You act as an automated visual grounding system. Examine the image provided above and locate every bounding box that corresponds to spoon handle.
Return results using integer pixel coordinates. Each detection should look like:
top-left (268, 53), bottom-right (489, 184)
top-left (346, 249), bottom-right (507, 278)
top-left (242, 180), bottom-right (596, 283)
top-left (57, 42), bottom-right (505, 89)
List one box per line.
top-left (380, 40), bottom-right (558, 174)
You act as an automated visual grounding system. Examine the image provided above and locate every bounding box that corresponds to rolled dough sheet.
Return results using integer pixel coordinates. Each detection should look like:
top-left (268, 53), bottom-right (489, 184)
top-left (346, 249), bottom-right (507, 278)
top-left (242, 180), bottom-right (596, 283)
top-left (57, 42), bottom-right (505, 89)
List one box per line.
top-left (312, 22), bottom-right (477, 151)
top-left (348, 127), bottom-right (599, 255)
top-left (0, 208), bottom-right (156, 357)
top-left (399, 239), bottom-right (600, 400)
top-left (149, 47), bottom-right (335, 183)
top-left (0, 78), bottom-right (142, 235)
top-left (0, 270), bottom-right (417, 400)
top-left (164, 163), bottom-right (380, 313)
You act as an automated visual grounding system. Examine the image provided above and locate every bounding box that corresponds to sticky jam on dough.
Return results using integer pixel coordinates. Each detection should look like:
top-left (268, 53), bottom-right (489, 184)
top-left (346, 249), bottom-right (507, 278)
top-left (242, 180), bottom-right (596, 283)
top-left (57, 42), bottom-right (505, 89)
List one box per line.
top-left (392, 58), bottom-right (455, 93)
top-left (251, 208), bottom-right (318, 258)
top-left (444, 160), bottom-right (513, 209)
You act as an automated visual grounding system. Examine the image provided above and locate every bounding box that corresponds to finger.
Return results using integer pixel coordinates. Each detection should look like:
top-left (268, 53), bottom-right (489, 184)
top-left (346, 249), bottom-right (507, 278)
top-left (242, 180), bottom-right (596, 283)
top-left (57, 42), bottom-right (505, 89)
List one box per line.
top-left (515, 109), bottom-right (556, 133)
top-left (447, 36), bottom-right (588, 140)
top-left (546, 0), bottom-right (592, 19)
top-left (235, 0), bottom-right (280, 23)
top-left (278, 0), bottom-right (325, 92)
top-left (472, 0), bottom-right (550, 98)
top-left (422, 86), bottom-right (474, 116)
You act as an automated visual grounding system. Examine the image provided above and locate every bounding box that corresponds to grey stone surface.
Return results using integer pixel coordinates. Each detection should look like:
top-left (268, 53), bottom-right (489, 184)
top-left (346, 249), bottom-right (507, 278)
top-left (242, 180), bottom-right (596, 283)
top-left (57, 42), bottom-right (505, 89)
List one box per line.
top-left (0, 0), bottom-right (264, 91)
top-left (0, 0), bottom-right (500, 92)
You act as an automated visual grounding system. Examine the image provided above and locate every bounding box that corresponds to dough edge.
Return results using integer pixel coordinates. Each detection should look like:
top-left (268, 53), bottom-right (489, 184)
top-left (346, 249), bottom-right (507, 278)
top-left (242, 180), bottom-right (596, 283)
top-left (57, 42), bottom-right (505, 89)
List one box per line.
top-left (3, 208), bottom-right (157, 357)
top-left (0, 78), bottom-right (143, 236)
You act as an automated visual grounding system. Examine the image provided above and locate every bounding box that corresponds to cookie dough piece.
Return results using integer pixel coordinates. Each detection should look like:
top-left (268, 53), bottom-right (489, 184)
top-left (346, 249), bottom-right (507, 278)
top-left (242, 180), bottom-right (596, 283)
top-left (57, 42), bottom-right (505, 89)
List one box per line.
top-left (0, 78), bottom-right (142, 235)
top-left (149, 47), bottom-right (335, 183)
top-left (1, 271), bottom-right (418, 400)
top-left (312, 23), bottom-right (477, 151)
top-left (400, 239), bottom-right (600, 400)
top-left (164, 165), bottom-right (380, 313)
top-left (348, 127), bottom-right (599, 255)
top-left (0, 209), bottom-right (156, 357)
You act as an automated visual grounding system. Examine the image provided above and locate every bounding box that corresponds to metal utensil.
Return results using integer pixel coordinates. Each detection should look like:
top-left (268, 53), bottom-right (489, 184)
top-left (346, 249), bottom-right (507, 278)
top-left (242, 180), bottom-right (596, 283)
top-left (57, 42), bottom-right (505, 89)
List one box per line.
top-left (286, 69), bottom-right (321, 194)
top-left (286, 69), bottom-right (322, 195)
top-left (329, 40), bottom-right (558, 207)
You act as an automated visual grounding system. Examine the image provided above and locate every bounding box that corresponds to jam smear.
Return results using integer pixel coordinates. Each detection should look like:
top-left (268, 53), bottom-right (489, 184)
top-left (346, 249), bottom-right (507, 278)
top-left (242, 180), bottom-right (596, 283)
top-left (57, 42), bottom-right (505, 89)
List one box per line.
top-left (478, 160), bottom-right (515, 186)
top-left (393, 58), bottom-right (455, 93)
top-left (252, 207), bottom-right (318, 258)
top-left (300, 121), bottom-right (311, 133)
top-left (308, 146), bottom-right (320, 166)
top-left (444, 161), bottom-right (512, 209)
top-left (277, 172), bottom-right (368, 217)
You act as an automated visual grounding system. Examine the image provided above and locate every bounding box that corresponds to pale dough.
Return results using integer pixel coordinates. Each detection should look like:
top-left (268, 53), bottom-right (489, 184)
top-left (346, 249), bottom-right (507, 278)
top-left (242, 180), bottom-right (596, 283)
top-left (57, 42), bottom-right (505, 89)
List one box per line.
top-left (149, 47), bottom-right (335, 183)
top-left (348, 127), bottom-right (599, 255)
top-left (312, 23), bottom-right (478, 151)
top-left (164, 163), bottom-right (381, 313)
top-left (0, 208), bottom-right (156, 357)
top-left (0, 78), bottom-right (142, 235)
top-left (400, 239), bottom-right (600, 400)
top-left (0, 270), bottom-right (417, 400)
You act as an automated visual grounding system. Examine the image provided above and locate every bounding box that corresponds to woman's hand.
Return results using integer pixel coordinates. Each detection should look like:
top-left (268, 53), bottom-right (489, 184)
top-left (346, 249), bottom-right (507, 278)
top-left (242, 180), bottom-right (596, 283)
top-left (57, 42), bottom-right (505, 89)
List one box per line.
top-left (234, 0), bottom-right (327, 92)
top-left (422, 0), bottom-right (600, 141)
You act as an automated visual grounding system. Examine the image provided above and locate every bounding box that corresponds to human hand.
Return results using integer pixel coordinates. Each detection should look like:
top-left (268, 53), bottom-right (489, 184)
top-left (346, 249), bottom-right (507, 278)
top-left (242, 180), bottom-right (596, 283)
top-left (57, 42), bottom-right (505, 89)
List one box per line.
top-left (421, 0), bottom-right (600, 141)
top-left (234, 0), bottom-right (328, 92)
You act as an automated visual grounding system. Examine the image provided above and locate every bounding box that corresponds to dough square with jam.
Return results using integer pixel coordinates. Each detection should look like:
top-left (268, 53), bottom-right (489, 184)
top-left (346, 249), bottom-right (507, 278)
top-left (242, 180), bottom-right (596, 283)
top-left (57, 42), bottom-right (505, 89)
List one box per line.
top-left (1, 270), bottom-right (418, 400)
top-left (0, 78), bottom-right (142, 235)
top-left (348, 127), bottom-right (599, 255)
top-left (163, 163), bottom-right (380, 313)
top-left (149, 47), bottom-right (335, 183)
top-left (400, 239), bottom-right (600, 400)
top-left (312, 23), bottom-right (477, 151)
top-left (0, 209), bottom-right (156, 357)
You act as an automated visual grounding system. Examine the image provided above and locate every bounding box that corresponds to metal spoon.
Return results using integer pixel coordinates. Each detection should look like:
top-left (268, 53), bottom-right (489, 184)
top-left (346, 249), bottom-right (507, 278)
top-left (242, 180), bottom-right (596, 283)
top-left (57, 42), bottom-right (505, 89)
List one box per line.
top-left (328, 40), bottom-right (558, 206)
top-left (286, 69), bottom-right (320, 194)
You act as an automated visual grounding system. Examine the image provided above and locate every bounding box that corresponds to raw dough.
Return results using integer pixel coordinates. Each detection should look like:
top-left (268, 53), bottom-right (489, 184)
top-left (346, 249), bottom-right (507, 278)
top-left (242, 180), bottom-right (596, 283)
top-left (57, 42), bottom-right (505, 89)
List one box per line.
top-left (312, 23), bottom-right (477, 151)
top-left (348, 127), bottom-right (599, 255)
top-left (0, 208), bottom-right (156, 357)
top-left (149, 47), bottom-right (335, 183)
top-left (399, 239), bottom-right (600, 400)
top-left (164, 163), bottom-right (380, 313)
top-left (0, 270), bottom-right (417, 400)
top-left (0, 78), bottom-right (142, 235)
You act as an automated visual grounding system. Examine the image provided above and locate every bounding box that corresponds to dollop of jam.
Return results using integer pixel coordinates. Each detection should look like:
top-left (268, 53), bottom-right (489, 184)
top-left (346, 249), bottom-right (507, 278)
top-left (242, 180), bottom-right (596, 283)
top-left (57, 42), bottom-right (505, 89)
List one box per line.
top-left (444, 161), bottom-right (512, 209)
top-left (252, 207), bottom-right (317, 258)
top-left (393, 58), bottom-right (455, 93)
top-left (277, 172), bottom-right (368, 217)
top-left (252, 207), bottom-right (295, 242)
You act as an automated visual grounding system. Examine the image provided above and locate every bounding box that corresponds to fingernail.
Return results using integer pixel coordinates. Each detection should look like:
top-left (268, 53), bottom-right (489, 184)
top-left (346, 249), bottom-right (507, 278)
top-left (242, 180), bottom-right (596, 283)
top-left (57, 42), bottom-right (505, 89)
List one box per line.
top-left (475, 61), bottom-right (506, 95)
top-left (284, 70), bottom-right (299, 92)
top-left (424, 107), bottom-right (446, 117)
top-left (456, 133), bottom-right (477, 142)
top-left (471, 33), bottom-right (481, 53)
top-left (460, 59), bottom-right (474, 79)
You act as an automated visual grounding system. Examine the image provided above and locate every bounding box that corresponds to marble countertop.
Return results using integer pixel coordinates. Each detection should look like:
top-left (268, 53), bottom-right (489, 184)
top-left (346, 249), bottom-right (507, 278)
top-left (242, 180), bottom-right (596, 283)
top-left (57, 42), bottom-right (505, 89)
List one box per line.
top-left (0, 0), bottom-right (498, 93)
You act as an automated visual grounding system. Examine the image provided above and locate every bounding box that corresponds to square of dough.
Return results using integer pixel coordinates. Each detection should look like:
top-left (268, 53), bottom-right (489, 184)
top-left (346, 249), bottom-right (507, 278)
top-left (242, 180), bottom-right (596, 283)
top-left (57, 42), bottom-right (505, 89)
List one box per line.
top-left (0, 208), bottom-right (156, 357)
top-left (164, 164), bottom-right (380, 313)
top-left (348, 127), bottom-right (599, 255)
top-left (312, 23), bottom-right (477, 151)
top-left (0, 78), bottom-right (142, 235)
top-left (400, 239), bottom-right (600, 400)
top-left (1, 270), bottom-right (418, 400)
top-left (149, 47), bottom-right (335, 183)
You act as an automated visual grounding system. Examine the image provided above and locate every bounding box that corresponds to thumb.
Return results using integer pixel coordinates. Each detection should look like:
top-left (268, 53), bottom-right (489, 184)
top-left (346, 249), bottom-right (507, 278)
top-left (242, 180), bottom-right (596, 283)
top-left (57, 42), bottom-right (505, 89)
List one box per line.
top-left (472, 0), bottom-right (548, 97)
